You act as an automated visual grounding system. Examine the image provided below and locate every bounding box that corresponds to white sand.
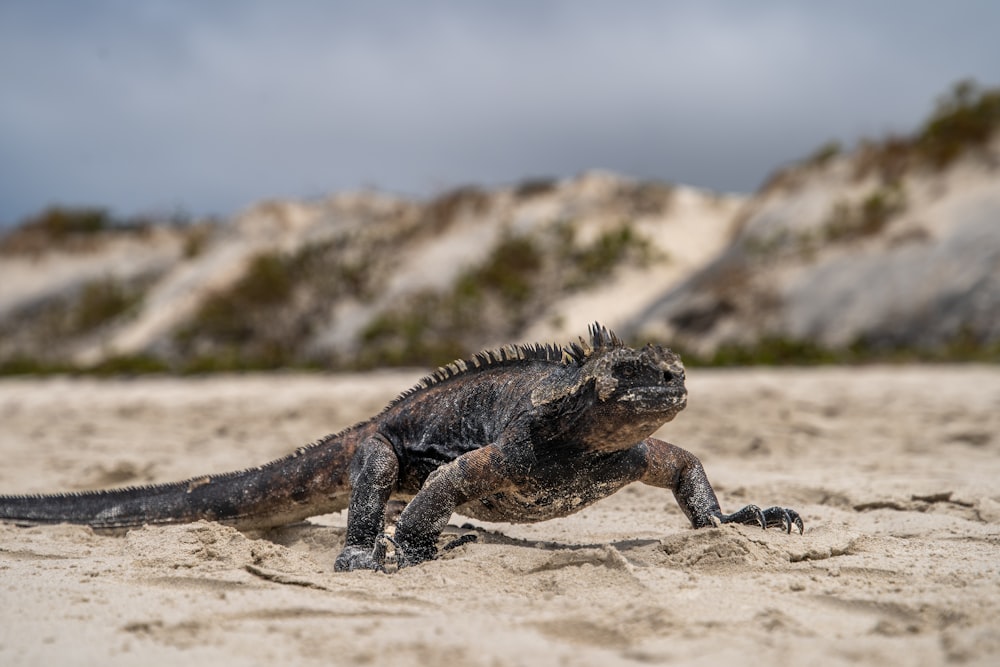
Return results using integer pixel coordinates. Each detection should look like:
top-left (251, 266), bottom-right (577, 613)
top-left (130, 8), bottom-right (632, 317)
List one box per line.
top-left (1, 366), bottom-right (999, 666)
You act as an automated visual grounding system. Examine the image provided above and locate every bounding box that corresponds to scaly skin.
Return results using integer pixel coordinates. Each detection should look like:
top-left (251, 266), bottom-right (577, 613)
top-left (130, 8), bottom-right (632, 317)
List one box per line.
top-left (0, 324), bottom-right (801, 571)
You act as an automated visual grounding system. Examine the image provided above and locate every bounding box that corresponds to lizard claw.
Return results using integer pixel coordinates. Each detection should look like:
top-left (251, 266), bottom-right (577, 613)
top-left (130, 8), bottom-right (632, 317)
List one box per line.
top-left (719, 504), bottom-right (804, 534)
top-left (761, 506), bottom-right (804, 534)
top-left (372, 533), bottom-right (393, 566)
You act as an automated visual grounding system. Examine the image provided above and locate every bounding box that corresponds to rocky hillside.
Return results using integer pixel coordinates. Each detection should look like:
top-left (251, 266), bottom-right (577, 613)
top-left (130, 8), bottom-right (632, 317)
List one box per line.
top-left (2, 82), bottom-right (997, 372)
top-left (0, 173), bottom-right (741, 372)
top-left (627, 82), bottom-right (1000, 362)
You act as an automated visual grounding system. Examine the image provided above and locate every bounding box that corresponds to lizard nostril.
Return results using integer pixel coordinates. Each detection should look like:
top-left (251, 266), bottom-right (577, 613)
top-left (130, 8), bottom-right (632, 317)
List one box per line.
top-left (663, 371), bottom-right (674, 384)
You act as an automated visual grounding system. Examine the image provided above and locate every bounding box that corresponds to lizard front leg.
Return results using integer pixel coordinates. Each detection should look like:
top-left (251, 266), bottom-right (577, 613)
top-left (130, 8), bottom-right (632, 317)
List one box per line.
top-left (393, 444), bottom-right (510, 568)
top-left (640, 437), bottom-right (803, 533)
top-left (335, 435), bottom-right (400, 572)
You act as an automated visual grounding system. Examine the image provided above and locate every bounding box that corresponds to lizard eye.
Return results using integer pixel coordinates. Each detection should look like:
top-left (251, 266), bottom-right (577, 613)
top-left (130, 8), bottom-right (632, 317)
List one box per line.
top-left (617, 362), bottom-right (640, 380)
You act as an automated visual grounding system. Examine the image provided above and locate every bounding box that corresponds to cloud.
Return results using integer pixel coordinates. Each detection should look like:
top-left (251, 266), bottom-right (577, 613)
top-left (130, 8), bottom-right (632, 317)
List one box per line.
top-left (1, 1), bottom-right (998, 224)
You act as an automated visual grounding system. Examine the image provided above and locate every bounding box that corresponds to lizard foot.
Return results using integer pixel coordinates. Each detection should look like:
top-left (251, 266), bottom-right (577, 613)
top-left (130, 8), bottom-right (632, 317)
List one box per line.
top-left (393, 539), bottom-right (438, 570)
top-left (334, 540), bottom-right (388, 572)
top-left (442, 533), bottom-right (478, 552)
top-left (384, 534), bottom-right (475, 570)
top-left (719, 505), bottom-right (804, 534)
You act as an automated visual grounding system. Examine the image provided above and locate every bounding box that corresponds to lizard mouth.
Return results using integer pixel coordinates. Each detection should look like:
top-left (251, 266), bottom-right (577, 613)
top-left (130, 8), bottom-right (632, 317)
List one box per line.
top-left (619, 386), bottom-right (687, 414)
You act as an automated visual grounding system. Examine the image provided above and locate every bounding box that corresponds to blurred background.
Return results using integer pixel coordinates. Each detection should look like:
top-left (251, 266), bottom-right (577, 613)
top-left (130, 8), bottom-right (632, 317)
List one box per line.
top-left (1, 1), bottom-right (998, 372)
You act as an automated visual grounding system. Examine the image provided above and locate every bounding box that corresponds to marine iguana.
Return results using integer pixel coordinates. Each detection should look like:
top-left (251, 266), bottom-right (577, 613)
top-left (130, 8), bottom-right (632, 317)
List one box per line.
top-left (0, 324), bottom-right (802, 571)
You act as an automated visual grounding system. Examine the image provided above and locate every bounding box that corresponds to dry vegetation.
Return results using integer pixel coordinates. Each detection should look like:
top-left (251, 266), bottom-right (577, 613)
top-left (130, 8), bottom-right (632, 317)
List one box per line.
top-left (2, 81), bottom-right (997, 375)
top-left (764, 79), bottom-right (1000, 193)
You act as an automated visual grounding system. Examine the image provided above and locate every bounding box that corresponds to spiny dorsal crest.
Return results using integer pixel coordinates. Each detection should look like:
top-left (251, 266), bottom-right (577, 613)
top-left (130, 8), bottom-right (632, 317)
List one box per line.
top-left (583, 322), bottom-right (624, 353)
top-left (392, 324), bottom-right (625, 401)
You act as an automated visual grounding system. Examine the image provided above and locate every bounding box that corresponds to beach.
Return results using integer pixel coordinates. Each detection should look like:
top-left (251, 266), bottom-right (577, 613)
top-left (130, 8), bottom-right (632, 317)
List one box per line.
top-left (1, 365), bottom-right (998, 666)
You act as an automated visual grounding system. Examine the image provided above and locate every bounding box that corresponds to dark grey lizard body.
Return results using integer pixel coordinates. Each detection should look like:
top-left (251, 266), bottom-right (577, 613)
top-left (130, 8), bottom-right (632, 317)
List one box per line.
top-left (0, 324), bottom-right (802, 570)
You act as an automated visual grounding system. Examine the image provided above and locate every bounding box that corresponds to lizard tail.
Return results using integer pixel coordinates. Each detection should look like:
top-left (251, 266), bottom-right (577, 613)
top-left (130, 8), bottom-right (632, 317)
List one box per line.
top-left (0, 434), bottom-right (355, 531)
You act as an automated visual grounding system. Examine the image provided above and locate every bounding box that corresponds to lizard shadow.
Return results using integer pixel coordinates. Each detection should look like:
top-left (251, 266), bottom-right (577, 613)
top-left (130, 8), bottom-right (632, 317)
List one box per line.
top-left (450, 523), bottom-right (661, 553)
top-left (258, 520), bottom-right (660, 556)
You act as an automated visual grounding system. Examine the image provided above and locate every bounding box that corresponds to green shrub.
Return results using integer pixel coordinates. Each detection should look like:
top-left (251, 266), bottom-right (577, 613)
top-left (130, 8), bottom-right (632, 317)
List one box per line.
top-left (668, 328), bottom-right (1000, 367)
top-left (850, 80), bottom-right (1000, 182)
top-left (27, 207), bottom-right (112, 237)
top-left (421, 186), bottom-right (490, 233)
top-left (564, 222), bottom-right (655, 289)
top-left (355, 233), bottom-right (545, 368)
top-left (182, 252), bottom-right (296, 346)
top-left (514, 178), bottom-right (558, 199)
top-left (358, 295), bottom-right (466, 369)
top-left (9, 275), bottom-right (147, 340)
top-left (468, 233), bottom-right (543, 306)
top-left (87, 354), bottom-right (170, 376)
top-left (916, 80), bottom-right (1000, 168)
top-left (580, 225), bottom-right (648, 275)
top-left (706, 337), bottom-right (841, 366)
top-left (628, 182), bottom-right (675, 216)
top-left (1, 205), bottom-right (157, 255)
top-left (806, 141), bottom-right (842, 167)
top-left (0, 357), bottom-right (73, 376)
top-left (182, 224), bottom-right (213, 259)
top-left (823, 187), bottom-right (905, 243)
top-left (176, 233), bottom-right (399, 370)
top-left (71, 277), bottom-right (144, 333)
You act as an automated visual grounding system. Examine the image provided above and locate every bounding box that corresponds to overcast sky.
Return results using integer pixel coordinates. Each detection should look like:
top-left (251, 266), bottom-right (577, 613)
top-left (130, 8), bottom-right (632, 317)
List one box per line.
top-left (1, 1), bottom-right (998, 225)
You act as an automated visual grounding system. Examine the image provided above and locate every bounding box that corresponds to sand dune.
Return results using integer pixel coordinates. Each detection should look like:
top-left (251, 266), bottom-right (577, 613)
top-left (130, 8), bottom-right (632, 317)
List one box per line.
top-left (1, 366), bottom-right (999, 665)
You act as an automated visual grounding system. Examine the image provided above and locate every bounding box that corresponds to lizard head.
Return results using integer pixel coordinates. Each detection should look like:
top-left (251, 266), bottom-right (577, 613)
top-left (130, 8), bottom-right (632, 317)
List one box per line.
top-left (531, 324), bottom-right (687, 451)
